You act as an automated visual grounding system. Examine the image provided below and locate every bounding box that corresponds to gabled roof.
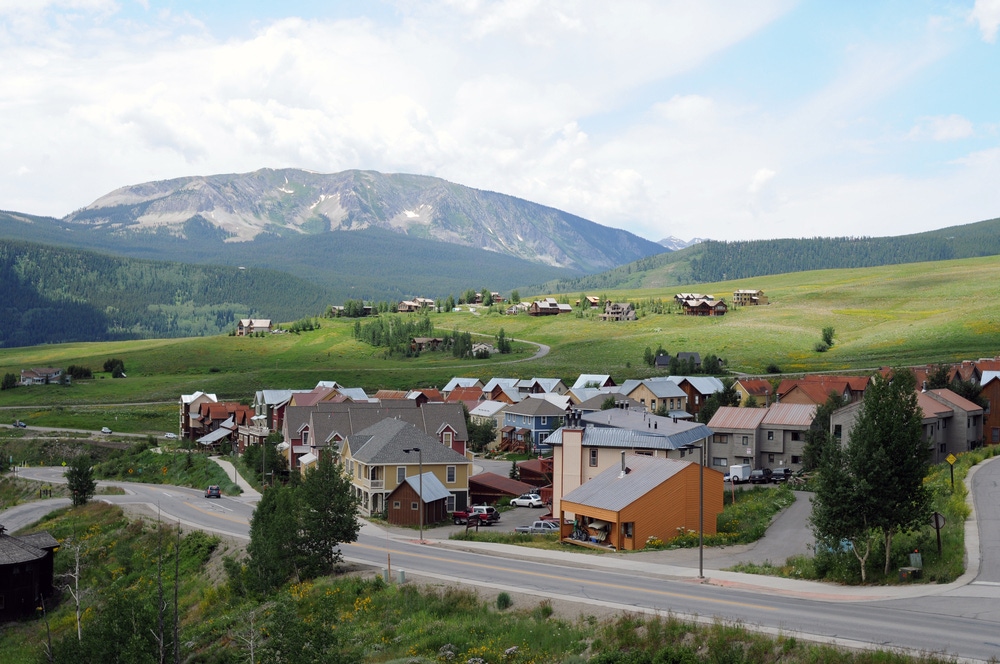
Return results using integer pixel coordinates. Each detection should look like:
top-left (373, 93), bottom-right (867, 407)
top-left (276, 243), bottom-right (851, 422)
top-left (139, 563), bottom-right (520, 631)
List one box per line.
top-left (670, 376), bottom-right (725, 395)
top-left (982, 370), bottom-right (1000, 386)
top-left (445, 386), bottom-right (485, 403)
top-left (181, 391), bottom-right (217, 404)
top-left (402, 472), bottom-right (452, 503)
top-left (626, 379), bottom-right (686, 399)
top-left (0, 530), bottom-right (52, 564)
top-left (760, 403), bottom-right (817, 427)
top-left (503, 397), bottom-right (566, 417)
top-left (736, 378), bottom-right (773, 398)
top-left (562, 454), bottom-right (694, 512)
top-left (580, 409), bottom-right (709, 442)
top-left (707, 406), bottom-right (768, 431)
top-left (443, 377), bottom-right (483, 392)
top-left (483, 377), bottom-right (519, 392)
top-left (917, 392), bottom-right (953, 420)
top-left (347, 419), bottom-right (471, 465)
top-left (469, 400), bottom-right (506, 418)
top-left (572, 374), bottom-right (615, 389)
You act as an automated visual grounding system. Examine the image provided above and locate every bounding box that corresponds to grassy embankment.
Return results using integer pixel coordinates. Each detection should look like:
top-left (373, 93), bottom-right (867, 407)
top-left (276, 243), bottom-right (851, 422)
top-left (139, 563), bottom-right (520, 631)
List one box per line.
top-left (1, 254), bottom-right (999, 431)
top-left (0, 501), bottom-right (963, 664)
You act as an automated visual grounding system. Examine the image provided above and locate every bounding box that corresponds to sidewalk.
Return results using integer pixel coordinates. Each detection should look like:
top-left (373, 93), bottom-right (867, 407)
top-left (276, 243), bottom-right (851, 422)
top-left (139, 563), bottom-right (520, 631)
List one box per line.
top-left (209, 456), bottom-right (262, 502)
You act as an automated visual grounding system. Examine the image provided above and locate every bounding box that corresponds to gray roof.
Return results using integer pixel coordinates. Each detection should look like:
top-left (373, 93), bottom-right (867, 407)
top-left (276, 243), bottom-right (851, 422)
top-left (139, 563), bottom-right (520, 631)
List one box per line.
top-left (402, 472), bottom-right (452, 502)
top-left (580, 409), bottom-right (711, 443)
top-left (0, 531), bottom-right (51, 565)
top-left (469, 400), bottom-right (506, 418)
top-left (301, 401), bottom-right (469, 444)
top-left (443, 377), bottom-right (483, 392)
top-left (572, 374), bottom-right (614, 389)
top-left (631, 379), bottom-right (687, 399)
top-left (348, 418), bottom-right (471, 465)
top-left (504, 397), bottom-right (566, 417)
top-left (546, 425), bottom-right (708, 451)
top-left (562, 454), bottom-right (692, 511)
top-left (483, 377), bottom-right (519, 392)
top-left (670, 376), bottom-right (725, 395)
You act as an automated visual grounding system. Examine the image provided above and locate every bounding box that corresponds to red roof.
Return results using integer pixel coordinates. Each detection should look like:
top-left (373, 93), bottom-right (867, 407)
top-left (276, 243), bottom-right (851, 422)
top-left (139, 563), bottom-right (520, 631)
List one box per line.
top-left (468, 471), bottom-right (536, 496)
top-left (445, 386), bottom-right (484, 403)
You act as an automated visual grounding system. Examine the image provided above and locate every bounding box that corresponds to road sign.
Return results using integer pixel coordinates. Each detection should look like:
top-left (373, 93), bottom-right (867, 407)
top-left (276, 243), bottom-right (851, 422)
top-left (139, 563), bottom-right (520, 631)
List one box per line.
top-left (946, 454), bottom-right (957, 465)
top-left (931, 511), bottom-right (946, 529)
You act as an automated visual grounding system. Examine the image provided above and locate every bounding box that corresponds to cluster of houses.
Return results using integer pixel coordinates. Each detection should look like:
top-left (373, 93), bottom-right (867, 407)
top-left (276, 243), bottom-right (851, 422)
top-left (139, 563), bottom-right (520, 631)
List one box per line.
top-left (175, 354), bottom-right (1000, 552)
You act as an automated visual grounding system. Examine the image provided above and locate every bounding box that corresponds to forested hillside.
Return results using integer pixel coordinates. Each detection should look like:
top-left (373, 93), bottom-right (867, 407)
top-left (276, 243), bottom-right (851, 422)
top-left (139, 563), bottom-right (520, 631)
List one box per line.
top-left (0, 239), bottom-right (335, 347)
top-left (0, 212), bottom-right (574, 302)
top-left (543, 216), bottom-right (1000, 292)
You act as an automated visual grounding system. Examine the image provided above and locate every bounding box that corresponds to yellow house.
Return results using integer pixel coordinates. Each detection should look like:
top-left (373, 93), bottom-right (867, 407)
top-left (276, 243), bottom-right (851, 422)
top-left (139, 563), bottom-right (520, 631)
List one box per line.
top-left (339, 418), bottom-right (472, 517)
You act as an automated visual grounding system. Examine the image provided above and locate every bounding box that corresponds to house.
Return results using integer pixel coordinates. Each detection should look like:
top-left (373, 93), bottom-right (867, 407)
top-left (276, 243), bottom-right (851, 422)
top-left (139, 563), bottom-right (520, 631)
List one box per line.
top-left (558, 453), bottom-right (723, 550)
top-left (19, 368), bottom-right (64, 385)
top-left (674, 293), bottom-right (713, 304)
top-left (468, 472), bottom-right (538, 505)
top-left (983, 371), bottom-right (1000, 445)
top-left (733, 289), bottom-right (769, 306)
top-left (575, 295), bottom-right (601, 308)
top-left (516, 377), bottom-right (569, 396)
top-left (339, 418), bottom-right (472, 517)
top-left (499, 397), bottom-right (566, 454)
top-left (397, 297), bottom-right (436, 313)
top-left (179, 391), bottom-right (218, 440)
top-left (280, 400), bottom-right (469, 473)
top-left (237, 318), bottom-right (272, 336)
top-left (528, 298), bottom-right (560, 316)
top-left (681, 298), bottom-right (728, 316)
top-left (0, 526), bottom-right (58, 622)
top-left (776, 375), bottom-right (869, 406)
top-left (505, 302), bottom-right (531, 315)
top-left (620, 378), bottom-right (688, 415)
top-left (516, 457), bottom-right (554, 491)
top-left (482, 377), bottom-right (522, 404)
top-left (385, 471), bottom-right (452, 527)
top-left (734, 378), bottom-right (774, 407)
top-left (830, 387), bottom-right (983, 465)
top-left (706, 403), bottom-right (815, 471)
top-left (599, 301), bottom-right (636, 321)
top-left (468, 400), bottom-right (507, 446)
top-left (410, 337), bottom-right (444, 352)
top-left (675, 352), bottom-right (702, 371)
top-left (445, 386), bottom-right (486, 409)
top-left (668, 376), bottom-right (725, 417)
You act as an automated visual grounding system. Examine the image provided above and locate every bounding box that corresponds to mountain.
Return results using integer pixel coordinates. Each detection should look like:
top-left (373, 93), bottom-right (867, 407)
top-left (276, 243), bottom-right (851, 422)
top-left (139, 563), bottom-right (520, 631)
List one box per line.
top-left (62, 169), bottom-right (665, 273)
top-left (657, 236), bottom-right (706, 251)
top-left (0, 238), bottom-right (337, 348)
top-left (542, 216), bottom-right (1000, 293)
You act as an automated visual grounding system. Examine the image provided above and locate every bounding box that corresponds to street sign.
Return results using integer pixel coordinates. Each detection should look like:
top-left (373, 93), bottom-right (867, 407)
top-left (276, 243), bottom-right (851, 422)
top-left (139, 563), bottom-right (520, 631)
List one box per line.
top-left (946, 454), bottom-right (957, 465)
top-left (931, 511), bottom-right (946, 529)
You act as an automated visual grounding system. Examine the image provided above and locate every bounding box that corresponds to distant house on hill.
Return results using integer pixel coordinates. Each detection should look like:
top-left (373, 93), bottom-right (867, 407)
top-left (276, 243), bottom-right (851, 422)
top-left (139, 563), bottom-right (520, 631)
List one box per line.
top-left (600, 301), bottom-right (636, 321)
top-left (681, 298), bottom-right (727, 316)
top-left (237, 318), bottom-right (272, 336)
top-left (19, 367), bottom-right (64, 386)
top-left (733, 289), bottom-right (768, 306)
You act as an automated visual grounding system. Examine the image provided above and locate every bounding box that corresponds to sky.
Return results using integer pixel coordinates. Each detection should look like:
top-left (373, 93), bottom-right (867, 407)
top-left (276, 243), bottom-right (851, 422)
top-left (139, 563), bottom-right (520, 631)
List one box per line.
top-left (2, 1), bottom-right (1000, 243)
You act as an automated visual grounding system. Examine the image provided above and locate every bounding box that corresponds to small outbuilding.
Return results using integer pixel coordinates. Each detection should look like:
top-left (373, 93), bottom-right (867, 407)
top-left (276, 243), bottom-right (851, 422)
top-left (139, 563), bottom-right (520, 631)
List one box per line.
top-left (386, 471), bottom-right (451, 527)
top-left (559, 454), bottom-right (723, 551)
top-left (0, 526), bottom-right (59, 622)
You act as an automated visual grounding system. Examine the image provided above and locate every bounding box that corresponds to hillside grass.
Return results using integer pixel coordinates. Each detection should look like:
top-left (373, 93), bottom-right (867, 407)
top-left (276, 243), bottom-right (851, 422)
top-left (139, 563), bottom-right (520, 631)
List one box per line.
top-left (1, 255), bottom-right (998, 418)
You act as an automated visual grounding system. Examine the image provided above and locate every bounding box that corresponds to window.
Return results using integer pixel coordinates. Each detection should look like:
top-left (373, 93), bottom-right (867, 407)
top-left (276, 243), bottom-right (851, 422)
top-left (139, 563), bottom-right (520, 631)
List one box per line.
top-left (713, 434), bottom-right (728, 443)
top-left (768, 454), bottom-right (775, 463)
top-left (541, 416), bottom-right (547, 425)
top-left (443, 431), bottom-right (453, 445)
top-left (393, 501), bottom-right (400, 509)
top-left (447, 465), bottom-right (456, 483)
top-left (943, 419), bottom-right (948, 429)
top-left (939, 443), bottom-right (947, 453)
top-left (447, 494), bottom-right (456, 512)
top-left (411, 502), bottom-right (419, 510)
top-left (623, 522), bottom-right (634, 537)
top-left (302, 430), bottom-right (310, 445)
top-left (791, 455), bottom-right (801, 464)
top-left (790, 431), bottom-right (800, 441)
top-left (834, 424), bottom-right (842, 441)
top-left (742, 457), bottom-right (751, 464)
top-left (767, 431), bottom-right (774, 441)
top-left (713, 457), bottom-right (728, 467)
top-left (635, 450), bottom-right (652, 456)
top-left (397, 466), bottom-right (406, 484)
top-left (589, 449), bottom-right (598, 467)
top-left (650, 400), bottom-right (657, 411)
top-left (993, 428), bottom-right (999, 443)
top-left (742, 435), bottom-right (749, 445)
top-left (679, 449), bottom-right (685, 458)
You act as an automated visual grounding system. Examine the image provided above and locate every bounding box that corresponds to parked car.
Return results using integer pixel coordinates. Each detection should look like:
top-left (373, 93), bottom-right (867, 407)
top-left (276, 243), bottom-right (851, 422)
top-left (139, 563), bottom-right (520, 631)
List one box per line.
top-left (514, 520), bottom-right (560, 534)
top-left (13, 420), bottom-right (26, 428)
top-left (510, 493), bottom-right (544, 508)
top-left (100, 426), bottom-right (112, 434)
top-left (163, 432), bottom-right (177, 439)
top-left (748, 468), bottom-right (772, 484)
top-left (770, 468), bottom-right (793, 483)
top-left (453, 505), bottom-right (501, 525)
top-left (205, 485), bottom-right (221, 498)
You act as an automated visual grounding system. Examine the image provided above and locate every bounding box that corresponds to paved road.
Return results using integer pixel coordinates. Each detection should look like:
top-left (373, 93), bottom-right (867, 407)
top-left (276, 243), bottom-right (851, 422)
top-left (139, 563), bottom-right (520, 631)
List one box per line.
top-left (5, 456), bottom-right (1000, 661)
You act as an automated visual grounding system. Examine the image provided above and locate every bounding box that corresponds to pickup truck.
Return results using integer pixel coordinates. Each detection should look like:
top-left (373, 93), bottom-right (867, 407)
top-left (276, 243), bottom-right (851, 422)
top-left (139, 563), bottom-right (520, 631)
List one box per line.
top-left (452, 505), bottom-right (500, 525)
top-left (514, 520), bottom-right (560, 535)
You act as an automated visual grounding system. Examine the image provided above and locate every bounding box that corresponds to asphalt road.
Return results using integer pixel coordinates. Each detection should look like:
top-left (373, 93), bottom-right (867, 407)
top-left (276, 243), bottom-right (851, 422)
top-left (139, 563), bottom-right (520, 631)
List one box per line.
top-left (4, 458), bottom-right (1000, 661)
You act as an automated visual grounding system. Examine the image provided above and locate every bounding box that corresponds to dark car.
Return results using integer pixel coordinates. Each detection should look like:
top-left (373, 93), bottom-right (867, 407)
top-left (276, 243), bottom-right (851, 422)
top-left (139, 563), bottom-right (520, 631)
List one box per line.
top-left (770, 468), bottom-right (793, 483)
top-left (13, 420), bottom-right (26, 428)
top-left (748, 468), bottom-right (772, 484)
top-left (205, 485), bottom-right (222, 499)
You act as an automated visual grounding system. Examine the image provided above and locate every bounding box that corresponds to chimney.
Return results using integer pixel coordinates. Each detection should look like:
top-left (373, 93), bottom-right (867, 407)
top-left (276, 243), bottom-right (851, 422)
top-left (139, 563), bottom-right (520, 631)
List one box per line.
top-left (619, 450), bottom-right (627, 478)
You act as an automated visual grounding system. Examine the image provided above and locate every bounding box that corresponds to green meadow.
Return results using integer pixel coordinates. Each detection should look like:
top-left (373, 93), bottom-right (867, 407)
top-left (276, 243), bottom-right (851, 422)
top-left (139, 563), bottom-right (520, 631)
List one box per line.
top-left (2, 255), bottom-right (999, 432)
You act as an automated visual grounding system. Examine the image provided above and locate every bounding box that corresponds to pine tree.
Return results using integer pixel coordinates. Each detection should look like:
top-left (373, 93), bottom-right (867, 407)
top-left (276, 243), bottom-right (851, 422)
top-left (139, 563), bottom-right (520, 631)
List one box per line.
top-left (298, 454), bottom-right (361, 576)
top-left (66, 456), bottom-right (96, 506)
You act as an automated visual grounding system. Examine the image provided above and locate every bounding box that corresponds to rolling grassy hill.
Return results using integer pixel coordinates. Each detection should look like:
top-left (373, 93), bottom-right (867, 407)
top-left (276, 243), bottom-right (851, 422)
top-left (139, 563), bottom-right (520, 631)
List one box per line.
top-left (1, 255), bottom-right (998, 413)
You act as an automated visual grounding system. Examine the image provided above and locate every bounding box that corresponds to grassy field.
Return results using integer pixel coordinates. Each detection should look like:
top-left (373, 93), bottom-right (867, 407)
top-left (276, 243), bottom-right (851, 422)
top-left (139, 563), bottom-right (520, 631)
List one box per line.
top-left (1, 255), bottom-right (999, 423)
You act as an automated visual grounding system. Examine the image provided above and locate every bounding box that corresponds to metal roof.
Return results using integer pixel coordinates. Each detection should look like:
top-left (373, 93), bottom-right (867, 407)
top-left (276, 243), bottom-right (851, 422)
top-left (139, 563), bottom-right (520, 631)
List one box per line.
top-left (546, 425), bottom-right (709, 451)
top-left (707, 406), bottom-right (768, 430)
top-left (562, 454), bottom-right (692, 512)
top-left (403, 471), bottom-right (452, 503)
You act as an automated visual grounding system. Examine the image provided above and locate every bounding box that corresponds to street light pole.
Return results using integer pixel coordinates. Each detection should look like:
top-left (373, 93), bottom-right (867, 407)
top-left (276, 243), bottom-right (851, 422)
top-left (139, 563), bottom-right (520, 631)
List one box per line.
top-left (695, 444), bottom-right (704, 579)
top-left (404, 447), bottom-right (423, 543)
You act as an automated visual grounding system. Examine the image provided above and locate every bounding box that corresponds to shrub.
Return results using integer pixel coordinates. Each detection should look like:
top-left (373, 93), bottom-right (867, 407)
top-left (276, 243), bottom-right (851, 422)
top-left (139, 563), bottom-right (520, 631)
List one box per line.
top-left (496, 592), bottom-right (512, 610)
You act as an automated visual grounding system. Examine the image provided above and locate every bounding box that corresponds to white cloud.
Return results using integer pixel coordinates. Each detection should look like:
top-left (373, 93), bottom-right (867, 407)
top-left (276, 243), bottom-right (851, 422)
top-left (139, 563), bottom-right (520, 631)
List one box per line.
top-left (969, 0), bottom-right (1000, 42)
top-left (748, 169), bottom-right (776, 194)
top-left (908, 114), bottom-right (975, 141)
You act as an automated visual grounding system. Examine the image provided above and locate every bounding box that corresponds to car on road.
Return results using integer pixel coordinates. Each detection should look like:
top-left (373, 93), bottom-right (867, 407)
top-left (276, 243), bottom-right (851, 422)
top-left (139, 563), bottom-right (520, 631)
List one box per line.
top-left (205, 485), bottom-right (221, 498)
top-left (13, 420), bottom-right (27, 428)
top-left (748, 468), bottom-right (772, 484)
top-left (163, 432), bottom-right (177, 439)
top-left (100, 426), bottom-right (112, 434)
top-left (510, 493), bottom-right (544, 508)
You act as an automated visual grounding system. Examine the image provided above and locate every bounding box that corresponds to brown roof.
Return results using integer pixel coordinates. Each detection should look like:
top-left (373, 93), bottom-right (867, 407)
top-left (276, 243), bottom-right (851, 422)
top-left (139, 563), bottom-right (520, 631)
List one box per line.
top-left (736, 378), bottom-right (773, 398)
top-left (928, 388), bottom-right (983, 413)
top-left (468, 472), bottom-right (536, 496)
top-left (707, 406), bottom-right (768, 430)
top-left (917, 392), bottom-right (952, 419)
top-left (760, 403), bottom-right (817, 427)
top-left (445, 386), bottom-right (484, 403)
top-left (374, 390), bottom-right (408, 400)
